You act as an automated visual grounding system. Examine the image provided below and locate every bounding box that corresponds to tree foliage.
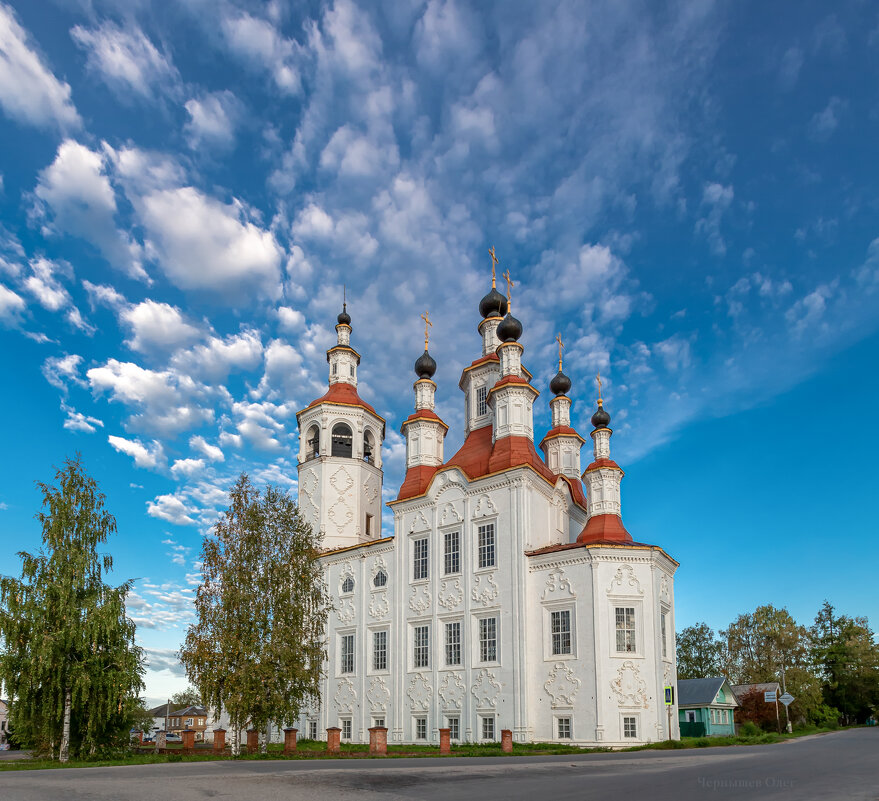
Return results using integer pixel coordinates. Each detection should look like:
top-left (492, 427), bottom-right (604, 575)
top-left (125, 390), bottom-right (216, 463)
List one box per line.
top-left (676, 622), bottom-right (724, 679)
top-left (180, 474), bottom-right (328, 754)
top-left (0, 455), bottom-right (144, 760)
top-left (170, 687), bottom-right (202, 708)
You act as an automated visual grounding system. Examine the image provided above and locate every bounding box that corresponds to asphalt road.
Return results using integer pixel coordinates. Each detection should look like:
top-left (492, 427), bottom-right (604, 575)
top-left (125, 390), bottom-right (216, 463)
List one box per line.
top-left (1, 728), bottom-right (877, 801)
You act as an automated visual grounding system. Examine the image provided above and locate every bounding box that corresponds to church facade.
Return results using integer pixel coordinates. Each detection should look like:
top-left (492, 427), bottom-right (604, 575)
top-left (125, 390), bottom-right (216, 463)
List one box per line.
top-left (293, 272), bottom-right (680, 747)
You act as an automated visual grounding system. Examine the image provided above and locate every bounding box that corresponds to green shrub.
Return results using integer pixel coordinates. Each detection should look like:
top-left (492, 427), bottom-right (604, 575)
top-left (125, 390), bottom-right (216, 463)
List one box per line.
top-left (739, 721), bottom-right (760, 737)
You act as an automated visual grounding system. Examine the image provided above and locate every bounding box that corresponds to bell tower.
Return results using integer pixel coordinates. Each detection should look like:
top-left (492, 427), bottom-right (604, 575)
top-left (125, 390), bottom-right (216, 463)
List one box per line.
top-left (296, 304), bottom-right (385, 550)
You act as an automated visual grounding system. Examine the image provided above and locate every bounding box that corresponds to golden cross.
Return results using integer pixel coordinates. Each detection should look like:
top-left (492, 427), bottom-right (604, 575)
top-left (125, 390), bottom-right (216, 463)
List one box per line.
top-left (556, 333), bottom-right (564, 371)
top-left (488, 246), bottom-right (499, 288)
top-left (421, 310), bottom-right (432, 349)
top-left (596, 372), bottom-right (603, 403)
top-left (502, 269), bottom-right (515, 310)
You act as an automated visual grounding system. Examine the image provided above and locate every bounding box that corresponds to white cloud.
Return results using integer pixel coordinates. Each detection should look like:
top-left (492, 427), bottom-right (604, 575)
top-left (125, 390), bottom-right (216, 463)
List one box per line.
top-left (169, 329), bottom-right (263, 382)
top-left (70, 22), bottom-right (179, 101)
top-left (0, 282), bottom-right (24, 323)
top-left (42, 353), bottom-right (85, 391)
top-left (170, 458), bottom-right (205, 478)
top-left (0, 3), bottom-right (81, 131)
top-left (654, 334), bottom-right (693, 372)
top-left (35, 140), bottom-right (146, 280)
top-left (189, 435), bottom-right (224, 463)
top-left (62, 404), bottom-right (103, 433)
top-left (23, 257), bottom-right (93, 332)
top-left (277, 306), bottom-right (305, 332)
top-left (107, 434), bottom-right (166, 469)
top-left (808, 97), bottom-right (845, 141)
top-left (221, 12), bottom-right (301, 93)
top-left (696, 182), bottom-right (734, 256)
top-left (147, 493), bottom-right (197, 526)
top-left (121, 299), bottom-right (202, 353)
top-left (184, 90), bottom-right (242, 150)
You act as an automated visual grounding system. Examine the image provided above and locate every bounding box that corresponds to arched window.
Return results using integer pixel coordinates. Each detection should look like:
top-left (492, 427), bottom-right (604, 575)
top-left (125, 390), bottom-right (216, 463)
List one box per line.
top-left (373, 569), bottom-right (387, 588)
top-left (341, 576), bottom-right (354, 594)
top-left (363, 429), bottom-right (375, 463)
top-left (331, 423), bottom-right (353, 457)
top-left (305, 425), bottom-right (320, 460)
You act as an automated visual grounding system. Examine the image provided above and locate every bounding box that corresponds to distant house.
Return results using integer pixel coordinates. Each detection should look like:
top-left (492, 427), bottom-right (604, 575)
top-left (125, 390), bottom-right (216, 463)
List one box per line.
top-left (731, 681), bottom-right (781, 704)
top-left (0, 699), bottom-right (8, 746)
top-left (677, 677), bottom-right (738, 736)
top-left (147, 702), bottom-right (173, 737)
top-left (166, 706), bottom-right (209, 741)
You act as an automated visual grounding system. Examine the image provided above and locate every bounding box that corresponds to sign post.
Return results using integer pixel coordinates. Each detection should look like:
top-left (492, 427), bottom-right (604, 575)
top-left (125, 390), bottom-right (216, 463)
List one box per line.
top-left (764, 689), bottom-right (780, 732)
top-left (664, 686), bottom-right (674, 739)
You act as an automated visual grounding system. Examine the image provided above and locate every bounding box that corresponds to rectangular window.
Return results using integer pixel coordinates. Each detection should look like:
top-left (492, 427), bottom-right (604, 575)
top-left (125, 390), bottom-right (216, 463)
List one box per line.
top-left (415, 717), bottom-right (427, 740)
top-left (186, 718), bottom-right (193, 727)
top-left (308, 720), bottom-right (317, 740)
top-left (373, 717), bottom-right (385, 728)
top-left (447, 716), bottom-right (459, 740)
top-left (413, 537), bottom-right (429, 580)
top-left (623, 716), bottom-right (637, 738)
top-left (414, 624), bottom-right (430, 668)
top-left (349, 365), bottom-right (355, 376)
top-left (615, 607), bottom-right (637, 653)
top-left (341, 633), bottom-right (355, 674)
top-left (444, 530), bottom-right (460, 575)
top-left (365, 514), bottom-right (373, 536)
top-left (477, 385), bottom-right (488, 416)
top-left (661, 611), bottom-right (668, 658)
top-left (445, 620), bottom-right (462, 666)
top-left (479, 616), bottom-right (498, 663)
top-left (373, 630), bottom-right (388, 671)
top-left (481, 716), bottom-right (495, 741)
top-left (477, 523), bottom-right (496, 569)
top-left (551, 609), bottom-right (572, 656)
top-left (557, 717), bottom-right (572, 739)
top-left (341, 719), bottom-right (352, 740)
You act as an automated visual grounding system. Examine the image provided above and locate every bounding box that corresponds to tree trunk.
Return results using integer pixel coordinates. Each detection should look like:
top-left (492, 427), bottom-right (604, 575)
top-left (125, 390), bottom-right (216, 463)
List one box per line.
top-left (231, 725), bottom-right (240, 756)
top-left (59, 688), bottom-right (72, 763)
top-left (262, 721), bottom-right (271, 755)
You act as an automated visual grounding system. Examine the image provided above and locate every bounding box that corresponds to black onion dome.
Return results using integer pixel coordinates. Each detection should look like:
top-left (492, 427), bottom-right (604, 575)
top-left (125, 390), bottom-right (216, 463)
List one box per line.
top-left (479, 287), bottom-right (508, 319)
top-left (591, 402), bottom-right (611, 430)
top-left (414, 349), bottom-right (437, 379)
top-left (496, 311), bottom-right (523, 342)
top-left (550, 369), bottom-right (571, 396)
top-left (337, 303), bottom-right (351, 325)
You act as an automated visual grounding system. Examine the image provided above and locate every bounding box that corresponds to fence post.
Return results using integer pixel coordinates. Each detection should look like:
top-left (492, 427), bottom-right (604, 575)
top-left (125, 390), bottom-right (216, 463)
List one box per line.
top-left (501, 729), bottom-right (513, 753)
top-left (438, 728), bottom-right (451, 755)
top-left (326, 727), bottom-right (341, 755)
top-left (246, 729), bottom-right (259, 754)
top-left (213, 728), bottom-right (226, 753)
top-left (181, 728), bottom-right (195, 754)
top-left (283, 728), bottom-right (298, 755)
top-left (368, 726), bottom-right (388, 756)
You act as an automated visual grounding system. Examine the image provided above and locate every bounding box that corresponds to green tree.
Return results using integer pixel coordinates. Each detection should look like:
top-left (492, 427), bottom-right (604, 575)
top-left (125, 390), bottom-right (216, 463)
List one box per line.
top-left (170, 687), bottom-right (202, 708)
top-left (811, 601), bottom-right (879, 724)
top-left (0, 455), bottom-right (144, 761)
top-left (676, 622), bottom-right (724, 679)
top-left (180, 474), bottom-right (329, 755)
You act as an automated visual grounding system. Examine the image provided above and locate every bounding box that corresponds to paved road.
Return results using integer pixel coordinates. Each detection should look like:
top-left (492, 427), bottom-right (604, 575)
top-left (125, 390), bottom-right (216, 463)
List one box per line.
top-left (1, 728), bottom-right (877, 801)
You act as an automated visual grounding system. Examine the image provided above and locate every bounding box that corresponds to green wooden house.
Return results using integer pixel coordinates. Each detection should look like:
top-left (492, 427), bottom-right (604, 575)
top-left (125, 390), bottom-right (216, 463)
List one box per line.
top-left (677, 677), bottom-right (738, 736)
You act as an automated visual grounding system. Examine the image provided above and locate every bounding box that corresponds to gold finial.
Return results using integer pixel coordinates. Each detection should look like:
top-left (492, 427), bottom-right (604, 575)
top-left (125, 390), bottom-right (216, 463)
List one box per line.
top-left (421, 310), bottom-right (432, 350)
top-left (502, 268), bottom-right (515, 311)
top-left (488, 246), bottom-right (499, 288)
top-left (556, 333), bottom-right (564, 371)
top-left (596, 372), bottom-right (603, 405)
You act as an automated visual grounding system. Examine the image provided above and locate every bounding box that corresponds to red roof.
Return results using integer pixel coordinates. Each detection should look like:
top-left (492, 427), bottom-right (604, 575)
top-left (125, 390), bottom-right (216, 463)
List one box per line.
top-left (396, 465), bottom-right (439, 500)
top-left (300, 382), bottom-right (382, 420)
top-left (538, 425), bottom-right (586, 448)
top-left (583, 458), bottom-right (623, 473)
top-left (576, 513), bottom-right (632, 544)
top-left (526, 537), bottom-right (664, 557)
top-left (401, 409), bottom-right (449, 430)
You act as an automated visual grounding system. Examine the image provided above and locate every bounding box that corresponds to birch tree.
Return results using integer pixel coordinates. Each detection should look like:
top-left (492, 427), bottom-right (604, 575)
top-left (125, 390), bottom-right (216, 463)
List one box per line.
top-left (0, 455), bottom-right (144, 761)
top-left (180, 474), bottom-right (328, 755)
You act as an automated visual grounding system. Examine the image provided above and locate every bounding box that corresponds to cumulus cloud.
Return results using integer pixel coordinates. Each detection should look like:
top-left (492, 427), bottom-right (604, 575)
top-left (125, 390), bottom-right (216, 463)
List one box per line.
top-left (42, 353), bottom-right (85, 391)
top-left (121, 299), bottom-right (202, 354)
top-left (62, 403), bottom-right (103, 433)
top-left (108, 434), bottom-right (166, 469)
top-left (184, 90), bottom-right (242, 150)
top-left (0, 282), bottom-right (24, 323)
top-left (189, 435), bottom-right (224, 462)
top-left (169, 329), bottom-right (263, 382)
top-left (23, 257), bottom-right (93, 332)
top-left (147, 493), bottom-right (197, 526)
top-left (0, 3), bottom-right (81, 130)
top-left (221, 11), bottom-right (301, 93)
top-left (170, 458), bottom-right (205, 478)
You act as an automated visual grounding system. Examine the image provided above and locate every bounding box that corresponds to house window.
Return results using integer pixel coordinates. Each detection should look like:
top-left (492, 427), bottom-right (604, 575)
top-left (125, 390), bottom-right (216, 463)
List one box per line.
top-left (413, 537), bottom-right (429, 580)
top-left (445, 620), bottom-right (462, 666)
top-left (661, 611), bottom-right (668, 659)
top-left (414, 624), bottom-right (430, 668)
top-left (198, 718), bottom-right (204, 726)
top-left (341, 719), bottom-right (352, 740)
top-left (444, 530), bottom-right (460, 575)
top-left (373, 569), bottom-right (387, 588)
top-left (373, 717), bottom-right (385, 728)
top-left (557, 717), bottom-right (572, 739)
top-left (477, 523), bottom-right (495, 569)
top-left (480, 716), bottom-right (495, 741)
top-left (476, 385), bottom-right (488, 416)
top-left (308, 720), bottom-right (318, 740)
top-left (479, 616), bottom-right (498, 663)
top-left (447, 716), bottom-right (459, 740)
top-left (186, 718), bottom-right (193, 727)
top-left (551, 610), bottom-right (572, 656)
top-left (364, 430), bottom-right (374, 463)
top-left (306, 425), bottom-right (320, 459)
top-left (341, 576), bottom-right (354, 594)
top-left (340, 633), bottom-right (355, 674)
top-left (373, 630), bottom-right (388, 671)
top-left (615, 607), bottom-right (637, 653)
top-left (415, 717), bottom-right (427, 740)
top-left (331, 423), bottom-right (353, 457)
top-left (623, 716), bottom-right (637, 738)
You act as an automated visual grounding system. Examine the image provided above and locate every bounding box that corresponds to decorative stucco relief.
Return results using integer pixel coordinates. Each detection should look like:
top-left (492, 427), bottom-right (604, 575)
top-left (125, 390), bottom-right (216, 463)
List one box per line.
top-left (363, 477), bottom-right (379, 505)
top-left (440, 502), bottom-right (462, 525)
top-left (330, 466), bottom-right (354, 494)
top-left (544, 662), bottom-right (582, 708)
top-left (333, 678), bottom-right (357, 712)
top-left (473, 494), bottom-right (497, 518)
top-left (471, 571), bottom-right (499, 607)
top-left (610, 660), bottom-right (649, 708)
top-left (407, 673), bottom-right (432, 710)
top-left (606, 564), bottom-right (644, 595)
top-left (471, 669), bottom-right (502, 708)
top-left (438, 579), bottom-right (463, 610)
top-left (409, 583), bottom-right (431, 614)
top-left (409, 510), bottom-right (429, 533)
top-left (366, 677), bottom-right (390, 711)
top-left (368, 591), bottom-right (389, 620)
top-left (660, 574), bottom-right (670, 604)
top-left (336, 597), bottom-right (355, 624)
top-left (438, 672), bottom-right (466, 709)
top-left (542, 567), bottom-right (576, 601)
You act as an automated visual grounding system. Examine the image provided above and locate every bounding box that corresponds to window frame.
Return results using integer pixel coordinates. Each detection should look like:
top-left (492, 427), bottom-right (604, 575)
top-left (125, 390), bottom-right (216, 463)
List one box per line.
top-left (556, 716), bottom-right (572, 740)
top-left (373, 568), bottom-right (388, 588)
top-left (340, 718), bottom-right (352, 741)
top-left (477, 614), bottom-right (499, 665)
top-left (660, 606), bottom-right (670, 660)
top-left (610, 602), bottom-right (642, 657)
top-left (412, 536), bottom-right (429, 582)
top-left (413, 623), bottom-right (430, 670)
top-left (622, 714), bottom-right (639, 739)
top-left (308, 720), bottom-right (318, 740)
top-left (339, 631), bottom-right (356, 675)
top-left (443, 529), bottom-right (461, 576)
top-left (446, 715), bottom-right (460, 741)
top-left (476, 385), bottom-right (488, 417)
top-left (341, 576), bottom-right (355, 595)
top-left (479, 714), bottom-right (496, 742)
top-left (414, 716), bottom-right (428, 741)
top-left (444, 619), bottom-right (463, 667)
top-left (476, 521), bottom-right (496, 570)
top-left (371, 628), bottom-right (389, 673)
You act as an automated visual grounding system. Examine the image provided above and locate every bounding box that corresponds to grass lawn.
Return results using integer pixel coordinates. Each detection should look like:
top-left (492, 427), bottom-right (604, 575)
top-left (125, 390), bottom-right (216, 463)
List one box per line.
top-left (0, 727), bottom-right (851, 771)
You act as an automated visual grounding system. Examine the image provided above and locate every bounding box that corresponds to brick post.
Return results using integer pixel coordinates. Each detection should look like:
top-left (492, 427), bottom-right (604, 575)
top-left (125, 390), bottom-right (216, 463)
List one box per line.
top-left (213, 728), bottom-right (226, 753)
top-left (501, 729), bottom-right (513, 753)
top-left (181, 728), bottom-right (195, 754)
top-left (283, 728), bottom-right (298, 755)
top-left (246, 729), bottom-right (259, 754)
top-left (137, 730), bottom-right (144, 745)
top-left (368, 726), bottom-right (388, 756)
top-left (326, 727), bottom-right (341, 754)
top-left (438, 728), bottom-right (451, 755)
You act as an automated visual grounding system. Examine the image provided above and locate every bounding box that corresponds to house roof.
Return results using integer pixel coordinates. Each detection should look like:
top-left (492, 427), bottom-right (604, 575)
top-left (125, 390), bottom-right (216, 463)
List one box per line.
top-left (731, 682), bottom-right (780, 702)
top-left (298, 381), bottom-right (383, 422)
top-left (173, 706), bottom-right (207, 716)
top-left (677, 677), bottom-right (731, 707)
top-left (148, 703), bottom-right (207, 717)
top-left (148, 703), bottom-right (173, 717)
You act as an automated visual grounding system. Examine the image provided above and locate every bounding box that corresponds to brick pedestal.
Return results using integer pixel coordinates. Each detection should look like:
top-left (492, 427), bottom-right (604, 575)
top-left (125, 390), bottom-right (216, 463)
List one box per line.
top-left (438, 728), bottom-right (451, 755)
top-left (368, 726), bottom-right (388, 756)
top-left (136, 730), bottom-right (144, 744)
top-left (326, 727), bottom-right (341, 754)
top-left (246, 729), bottom-right (259, 754)
top-left (213, 728), bottom-right (226, 753)
top-left (501, 729), bottom-right (513, 753)
top-left (181, 729), bottom-right (195, 754)
top-left (283, 728), bottom-right (298, 755)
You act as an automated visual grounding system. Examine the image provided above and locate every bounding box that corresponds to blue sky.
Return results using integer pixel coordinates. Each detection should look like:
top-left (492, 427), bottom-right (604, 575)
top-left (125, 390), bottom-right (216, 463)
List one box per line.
top-left (1, 0), bottom-right (877, 704)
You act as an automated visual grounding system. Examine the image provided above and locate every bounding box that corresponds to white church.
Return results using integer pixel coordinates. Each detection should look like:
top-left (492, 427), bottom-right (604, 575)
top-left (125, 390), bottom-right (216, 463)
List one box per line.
top-left (292, 265), bottom-right (680, 747)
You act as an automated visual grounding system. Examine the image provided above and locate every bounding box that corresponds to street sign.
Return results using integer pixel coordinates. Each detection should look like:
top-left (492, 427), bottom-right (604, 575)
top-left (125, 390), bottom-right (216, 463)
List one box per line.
top-left (779, 693), bottom-right (795, 706)
top-left (764, 691), bottom-right (777, 703)
top-left (664, 686), bottom-right (674, 706)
